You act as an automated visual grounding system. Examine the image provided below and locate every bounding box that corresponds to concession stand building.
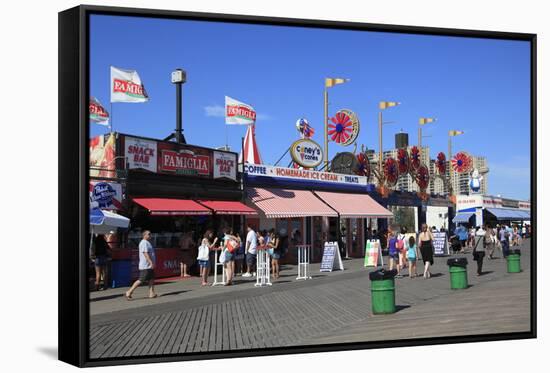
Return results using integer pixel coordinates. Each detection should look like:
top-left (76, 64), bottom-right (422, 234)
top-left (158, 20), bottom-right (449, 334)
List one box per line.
top-left (243, 164), bottom-right (393, 263)
top-left (90, 132), bottom-right (256, 280)
top-left (453, 194), bottom-right (531, 228)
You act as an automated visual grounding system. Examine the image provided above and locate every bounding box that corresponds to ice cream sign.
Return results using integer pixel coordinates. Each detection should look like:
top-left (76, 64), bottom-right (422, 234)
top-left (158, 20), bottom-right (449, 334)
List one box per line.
top-left (290, 139), bottom-right (323, 168)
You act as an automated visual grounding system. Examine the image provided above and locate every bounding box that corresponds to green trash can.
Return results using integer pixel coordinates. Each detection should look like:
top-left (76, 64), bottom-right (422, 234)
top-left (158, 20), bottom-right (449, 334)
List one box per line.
top-left (369, 269), bottom-right (397, 314)
top-left (447, 258), bottom-right (468, 290)
top-left (507, 250), bottom-right (521, 273)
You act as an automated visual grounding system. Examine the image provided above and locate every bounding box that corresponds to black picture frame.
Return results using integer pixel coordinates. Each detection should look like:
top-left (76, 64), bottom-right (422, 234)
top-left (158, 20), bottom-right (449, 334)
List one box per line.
top-left (59, 4), bottom-right (537, 368)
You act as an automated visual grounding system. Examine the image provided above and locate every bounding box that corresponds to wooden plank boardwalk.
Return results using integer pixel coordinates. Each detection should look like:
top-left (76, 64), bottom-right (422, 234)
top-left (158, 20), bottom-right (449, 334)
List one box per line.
top-left (89, 241), bottom-right (532, 359)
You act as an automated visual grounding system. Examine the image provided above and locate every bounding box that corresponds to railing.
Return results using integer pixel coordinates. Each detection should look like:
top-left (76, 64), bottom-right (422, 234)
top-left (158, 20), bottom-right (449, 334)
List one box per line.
top-left (212, 249), bottom-right (227, 286)
top-left (255, 248), bottom-right (272, 287)
top-left (296, 245), bottom-right (312, 280)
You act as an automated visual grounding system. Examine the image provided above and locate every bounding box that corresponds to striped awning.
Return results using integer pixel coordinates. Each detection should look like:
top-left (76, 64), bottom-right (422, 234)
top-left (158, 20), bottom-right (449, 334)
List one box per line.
top-left (485, 207), bottom-right (530, 221)
top-left (313, 191), bottom-right (393, 219)
top-left (246, 188), bottom-right (337, 218)
top-left (453, 212), bottom-right (474, 223)
top-left (197, 200), bottom-right (258, 215)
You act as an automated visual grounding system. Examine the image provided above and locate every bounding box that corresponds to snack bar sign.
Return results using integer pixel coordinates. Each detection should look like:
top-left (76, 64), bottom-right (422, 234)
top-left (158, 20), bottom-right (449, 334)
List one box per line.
top-left (125, 137), bottom-right (157, 173)
top-left (213, 151), bottom-right (237, 181)
top-left (160, 149), bottom-right (211, 176)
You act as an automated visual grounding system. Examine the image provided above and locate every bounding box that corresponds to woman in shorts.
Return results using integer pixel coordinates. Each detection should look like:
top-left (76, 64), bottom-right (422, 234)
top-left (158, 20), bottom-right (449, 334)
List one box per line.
top-left (406, 235), bottom-right (419, 278)
top-left (197, 230), bottom-right (218, 286)
top-left (222, 228), bottom-right (240, 286)
top-left (267, 229), bottom-right (281, 279)
top-left (388, 232), bottom-right (401, 277)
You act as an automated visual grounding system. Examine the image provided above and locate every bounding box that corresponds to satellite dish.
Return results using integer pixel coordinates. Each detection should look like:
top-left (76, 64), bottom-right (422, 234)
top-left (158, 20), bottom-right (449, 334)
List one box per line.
top-left (330, 152), bottom-right (358, 175)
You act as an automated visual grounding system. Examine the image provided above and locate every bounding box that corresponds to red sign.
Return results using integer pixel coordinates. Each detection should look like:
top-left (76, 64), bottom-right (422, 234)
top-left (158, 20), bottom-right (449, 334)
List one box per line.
top-left (154, 248), bottom-right (183, 278)
top-left (113, 78), bottom-right (146, 96)
top-left (160, 149), bottom-right (211, 175)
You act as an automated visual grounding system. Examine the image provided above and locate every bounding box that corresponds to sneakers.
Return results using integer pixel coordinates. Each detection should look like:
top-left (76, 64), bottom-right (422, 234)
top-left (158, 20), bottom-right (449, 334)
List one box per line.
top-left (252, 272), bottom-right (256, 277)
top-left (242, 272), bottom-right (252, 277)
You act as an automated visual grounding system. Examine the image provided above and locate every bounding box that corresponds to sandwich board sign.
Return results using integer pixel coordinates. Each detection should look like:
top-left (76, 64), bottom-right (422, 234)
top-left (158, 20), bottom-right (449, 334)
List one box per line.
top-left (320, 242), bottom-right (344, 272)
top-left (363, 239), bottom-right (384, 267)
top-left (432, 232), bottom-right (449, 256)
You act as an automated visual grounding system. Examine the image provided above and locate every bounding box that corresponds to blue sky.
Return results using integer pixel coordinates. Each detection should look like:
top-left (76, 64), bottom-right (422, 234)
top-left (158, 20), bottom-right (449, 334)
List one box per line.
top-left (89, 15), bottom-right (531, 200)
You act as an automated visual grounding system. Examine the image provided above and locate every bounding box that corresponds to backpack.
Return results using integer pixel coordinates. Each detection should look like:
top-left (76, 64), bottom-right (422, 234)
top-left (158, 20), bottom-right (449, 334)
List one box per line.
top-left (226, 238), bottom-right (238, 253)
top-left (395, 236), bottom-right (405, 251)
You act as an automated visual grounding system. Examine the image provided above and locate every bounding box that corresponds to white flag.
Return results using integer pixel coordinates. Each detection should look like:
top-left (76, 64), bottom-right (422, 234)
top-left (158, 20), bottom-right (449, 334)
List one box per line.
top-left (89, 97), bottom-right (110, 126)
top-left (110, 66), bottom-right (149, 103)
top-left (225, 96), bottom-right (256, 125)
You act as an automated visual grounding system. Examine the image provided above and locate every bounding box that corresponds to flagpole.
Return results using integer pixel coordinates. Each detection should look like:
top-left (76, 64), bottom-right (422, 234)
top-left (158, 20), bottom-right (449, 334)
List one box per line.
top-left (225, 123), bottom-right (229, 150)
top-left (324, 88), bottom-right (328, 170)
top-left (110, 102), bottom-right (113, 133)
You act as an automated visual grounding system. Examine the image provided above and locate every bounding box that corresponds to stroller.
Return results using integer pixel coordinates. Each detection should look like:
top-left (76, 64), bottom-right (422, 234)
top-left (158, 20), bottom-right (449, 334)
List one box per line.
top-left (450, 234), bottom-right (462, 254)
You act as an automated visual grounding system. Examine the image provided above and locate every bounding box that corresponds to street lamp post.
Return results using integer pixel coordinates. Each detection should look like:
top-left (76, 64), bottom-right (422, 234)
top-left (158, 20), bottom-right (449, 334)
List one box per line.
top-left (378, 101), bottom-right (400, 175)
top-left (171, 68), bottom-right (187, 144)
top-left (418, 117), bottom-right (436, 149)
top-left (324, 78), bottom-right (350, 169)
top-left (448, 130), bottom-right (464, 161)
top-left (448, 130), bottom-right (465, 195)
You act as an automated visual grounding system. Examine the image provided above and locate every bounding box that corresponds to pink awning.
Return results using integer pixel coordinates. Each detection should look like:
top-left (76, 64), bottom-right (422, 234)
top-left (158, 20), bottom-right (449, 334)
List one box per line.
top-left (246, 188), bottom-right (337, 218)
top-left (313, 191), bottom-right (393, 219)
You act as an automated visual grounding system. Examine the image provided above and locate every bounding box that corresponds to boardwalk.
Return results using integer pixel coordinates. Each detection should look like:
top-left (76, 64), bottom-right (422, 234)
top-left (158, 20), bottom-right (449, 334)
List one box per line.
top-left (89, 239), bottom-right (532, 359)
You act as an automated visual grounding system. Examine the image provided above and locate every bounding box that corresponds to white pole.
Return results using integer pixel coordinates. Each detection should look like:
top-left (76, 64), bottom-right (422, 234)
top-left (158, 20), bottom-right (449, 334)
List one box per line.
top-left (212, 249), bottom-right (226, 286)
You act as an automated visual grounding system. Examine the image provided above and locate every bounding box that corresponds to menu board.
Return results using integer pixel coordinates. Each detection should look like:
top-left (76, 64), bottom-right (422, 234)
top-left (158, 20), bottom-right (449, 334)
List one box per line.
top-left (320, 242), bottom-right (344, 272)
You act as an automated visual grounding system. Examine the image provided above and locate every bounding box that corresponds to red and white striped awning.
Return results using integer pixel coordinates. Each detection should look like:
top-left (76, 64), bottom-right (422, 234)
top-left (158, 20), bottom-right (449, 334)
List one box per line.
top-left (313, 191), bottom-right (393, 219)
top-left (197, 200), bottom-right (258, 215)
top-left (239, 124), bottom-right (263, 164)
top-left (246, 188), bottom-right (337, 218)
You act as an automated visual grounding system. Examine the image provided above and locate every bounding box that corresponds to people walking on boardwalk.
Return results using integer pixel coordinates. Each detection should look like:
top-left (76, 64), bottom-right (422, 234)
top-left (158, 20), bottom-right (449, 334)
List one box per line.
top-left (243, 224), bottom-right (258, 277)
top-left (197, 230), bottom-right (218, 286)
top-left (500, 224), bottom-right (510, 257)
top-left (397, 227), bottom-right (407, 270)
top-left (467, 226), bottom-right (476, 248)
top-left (91, 234), bottom-right (110, 291)
top-left (449, 232), bottom-right (461, 254)
top-left (512, 226), bottom-right (521, 246)
top-left (267, 229), bottom-right (281, 279)
top-left (406, 235), bottom-right (419, 278)
top-left (472, 226), bottom-right (486, 276)
top-left (419, 223), bottom-right (435, 279)
top-left (454, 225), bottom-right (468, 253)
top-left (485, 225), bottom-right (496, 259)
top-left (125, 230), bottom-right (157, 300)
top-left (388, 232), bottom-right (401, 277)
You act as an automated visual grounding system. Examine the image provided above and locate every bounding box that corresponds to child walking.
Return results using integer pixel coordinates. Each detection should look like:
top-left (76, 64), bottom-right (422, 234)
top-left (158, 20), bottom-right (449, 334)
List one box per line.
top-left (406, 235), bottom-right (419, 278)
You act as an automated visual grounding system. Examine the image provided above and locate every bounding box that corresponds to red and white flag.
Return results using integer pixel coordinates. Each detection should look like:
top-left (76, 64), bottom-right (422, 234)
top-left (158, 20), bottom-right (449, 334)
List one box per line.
top-left (225, 96), bottom-right (256, 125)
top-left (110, 66), bottom-right (149, 103)
top-left (89, 97), bottom-right (109, 126)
